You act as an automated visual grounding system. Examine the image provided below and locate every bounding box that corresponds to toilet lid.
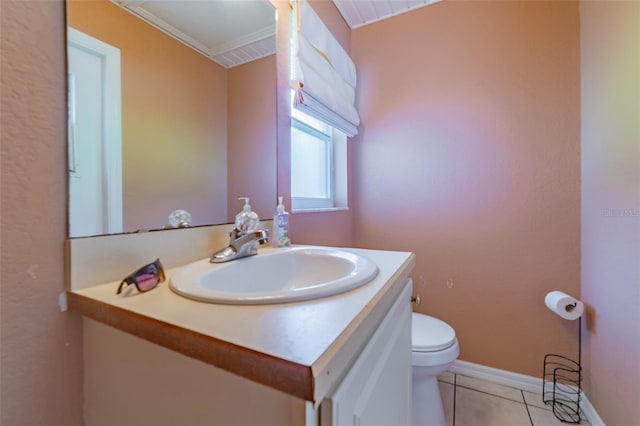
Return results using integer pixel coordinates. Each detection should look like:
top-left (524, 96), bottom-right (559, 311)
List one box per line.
top-left (412, 313), bottom-right (456, 352)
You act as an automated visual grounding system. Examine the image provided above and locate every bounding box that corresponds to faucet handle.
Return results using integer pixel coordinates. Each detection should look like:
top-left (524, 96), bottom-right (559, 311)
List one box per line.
top-left (256, 229), bottom-right (269, 245)
top-left (229, 227), bottom-right (243, 240)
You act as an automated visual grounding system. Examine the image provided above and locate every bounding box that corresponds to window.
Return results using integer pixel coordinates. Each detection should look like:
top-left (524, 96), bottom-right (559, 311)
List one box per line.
top-left (289, 0), bottom-right (354, 212)
top-left (291, 107), bottom-right (347, 212)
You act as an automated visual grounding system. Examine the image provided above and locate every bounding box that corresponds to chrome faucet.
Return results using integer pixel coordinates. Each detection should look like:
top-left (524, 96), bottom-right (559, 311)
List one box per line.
top-left (209, 228), bottom-right (269, 263)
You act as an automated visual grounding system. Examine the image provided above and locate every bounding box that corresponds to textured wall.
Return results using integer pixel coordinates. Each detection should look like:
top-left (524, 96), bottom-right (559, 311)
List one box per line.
top-left (227, 55), bottom-right (277, 222)
top-left (351, 1), bottom-right (581, 377)
top-left (0, 1), bottom-right (84, 424)
top-left (580, 1), bottom-right (640, 424)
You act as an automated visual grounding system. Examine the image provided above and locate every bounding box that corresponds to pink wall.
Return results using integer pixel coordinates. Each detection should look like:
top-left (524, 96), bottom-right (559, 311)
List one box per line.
top-left (69, 0), bottom-right (229, 232)
top-left (282, 0), bottom-right (356, 247)
top-left (580, 1), bottom-right (640, 424)
top-left (351, 1), bottom-right (581, 376)
top-left (227, 55), bottom-right (278, 222)
top-left (0, 1), bottom-right (83, 424)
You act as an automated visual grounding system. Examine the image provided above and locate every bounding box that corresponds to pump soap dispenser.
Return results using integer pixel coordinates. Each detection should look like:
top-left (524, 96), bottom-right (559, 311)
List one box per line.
top-left (235, 197), bottom-right (259, 233)
top-left (272, 196), bottom-right (290, 248)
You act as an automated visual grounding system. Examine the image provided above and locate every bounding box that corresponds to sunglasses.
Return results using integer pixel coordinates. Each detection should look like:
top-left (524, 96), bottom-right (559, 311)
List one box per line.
top-left (117, 258), bottom-right (166, 295)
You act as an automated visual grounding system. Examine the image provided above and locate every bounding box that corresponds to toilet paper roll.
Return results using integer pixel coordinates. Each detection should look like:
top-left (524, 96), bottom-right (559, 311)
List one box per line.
top-left (545, 291), bottom-right (584, 320)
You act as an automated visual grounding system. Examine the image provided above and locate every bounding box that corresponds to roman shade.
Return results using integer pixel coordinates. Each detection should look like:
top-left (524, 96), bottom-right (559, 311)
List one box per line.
top-left (291, 0), bottom-right (360, 137)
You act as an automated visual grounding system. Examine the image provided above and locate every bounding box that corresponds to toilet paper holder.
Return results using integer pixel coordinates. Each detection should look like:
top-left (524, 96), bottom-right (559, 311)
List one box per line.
top-left (542, 320), bottom-right (583, 424)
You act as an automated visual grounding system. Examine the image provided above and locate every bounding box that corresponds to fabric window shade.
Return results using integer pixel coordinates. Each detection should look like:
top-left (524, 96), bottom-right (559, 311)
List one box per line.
top-left (292, 0), bottom-right (360, 137)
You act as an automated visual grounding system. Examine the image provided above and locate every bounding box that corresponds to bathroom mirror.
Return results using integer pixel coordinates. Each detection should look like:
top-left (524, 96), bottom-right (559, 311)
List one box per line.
top-left (66, 0), bottom-right (277, 237)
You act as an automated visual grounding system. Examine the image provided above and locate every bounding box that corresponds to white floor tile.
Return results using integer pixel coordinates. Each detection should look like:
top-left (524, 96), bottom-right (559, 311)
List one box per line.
top-left (455, 374), bottom-right (525, 403)
top-left (455, 386), bottom-right (532, 426)
top-left (528, 406), bottom-right (564, 426)
top-left (523, 390), bottom-right (552, 410)
top-left (528, 405), bottom-right (590, 426)
top-left (439, 381), bottom-right (454, 426)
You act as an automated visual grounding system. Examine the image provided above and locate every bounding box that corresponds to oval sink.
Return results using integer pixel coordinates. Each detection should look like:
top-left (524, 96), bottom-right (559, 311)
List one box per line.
top-left (170, 246), bottom-right (378, 304)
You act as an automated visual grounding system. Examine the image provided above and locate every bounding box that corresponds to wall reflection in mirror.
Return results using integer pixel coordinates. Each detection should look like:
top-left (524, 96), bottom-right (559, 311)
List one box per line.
top-left (66, 0), bottom-right (277, 238)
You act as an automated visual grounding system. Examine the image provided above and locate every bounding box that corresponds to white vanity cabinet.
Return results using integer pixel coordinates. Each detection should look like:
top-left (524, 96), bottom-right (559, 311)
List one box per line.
top-left (321, 281), bottom-right (412, 425)
top-left (71, 244), bottom-right (415, 426)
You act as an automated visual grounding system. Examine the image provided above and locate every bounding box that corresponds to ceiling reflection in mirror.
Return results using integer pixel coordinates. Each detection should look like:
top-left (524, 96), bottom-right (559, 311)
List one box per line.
top-left (67, 0), bottom-right (277, 238)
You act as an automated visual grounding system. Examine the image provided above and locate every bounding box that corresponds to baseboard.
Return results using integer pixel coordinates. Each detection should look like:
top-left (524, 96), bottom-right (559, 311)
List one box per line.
top-left (449, 360), bottom-right (541, 394)
top-left (580, 396), bottom-right (606, 426)
top-left (448, 360), bottom-right (605, 426)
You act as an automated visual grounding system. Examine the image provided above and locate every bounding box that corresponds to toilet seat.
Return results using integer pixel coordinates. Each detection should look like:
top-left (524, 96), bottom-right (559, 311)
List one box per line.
top-left (412, 313), bottom-right (456, 352)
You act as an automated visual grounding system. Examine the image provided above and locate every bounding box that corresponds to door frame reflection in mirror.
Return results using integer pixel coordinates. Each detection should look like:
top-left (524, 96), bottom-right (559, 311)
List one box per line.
top-left (67, 27), bottom-right (123, 237)
top-left (65, 0), bottom-right (278, 238)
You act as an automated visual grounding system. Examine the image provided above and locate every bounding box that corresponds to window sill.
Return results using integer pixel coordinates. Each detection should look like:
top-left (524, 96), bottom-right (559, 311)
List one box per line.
top-left (292, 207), bottom-right (349, 214)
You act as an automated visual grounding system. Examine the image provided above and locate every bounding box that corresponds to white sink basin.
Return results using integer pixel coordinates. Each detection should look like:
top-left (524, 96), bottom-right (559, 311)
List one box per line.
top-left (170, 246), bottom-right (378, 304)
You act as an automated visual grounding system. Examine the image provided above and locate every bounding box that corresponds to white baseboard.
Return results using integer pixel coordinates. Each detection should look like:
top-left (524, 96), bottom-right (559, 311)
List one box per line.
top-left (581, 397), bottom-right (606, 426)
top-left (448, 360), bottom-right (605, 426)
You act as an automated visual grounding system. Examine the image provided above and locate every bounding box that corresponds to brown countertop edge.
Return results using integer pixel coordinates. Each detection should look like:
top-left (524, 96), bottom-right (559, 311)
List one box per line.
top-left (67, 292), bottom-right (315, 401)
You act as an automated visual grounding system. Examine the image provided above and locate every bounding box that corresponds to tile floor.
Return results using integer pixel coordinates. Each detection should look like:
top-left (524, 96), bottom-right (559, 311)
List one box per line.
top-left (435, 371), bottom-right (591, 426)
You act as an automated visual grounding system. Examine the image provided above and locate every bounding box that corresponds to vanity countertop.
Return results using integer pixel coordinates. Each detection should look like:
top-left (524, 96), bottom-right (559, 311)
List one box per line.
top-left (68, 246), bottom-right (415, 404)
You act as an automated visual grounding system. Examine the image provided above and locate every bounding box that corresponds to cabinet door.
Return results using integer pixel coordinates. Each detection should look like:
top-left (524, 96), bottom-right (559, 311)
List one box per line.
top-left (322, 280), bottom-right (412, 426)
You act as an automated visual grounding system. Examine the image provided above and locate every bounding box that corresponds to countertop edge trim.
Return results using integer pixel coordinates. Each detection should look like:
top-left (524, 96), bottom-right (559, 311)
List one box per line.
top-left (67, 292), bottom-right (314, 401)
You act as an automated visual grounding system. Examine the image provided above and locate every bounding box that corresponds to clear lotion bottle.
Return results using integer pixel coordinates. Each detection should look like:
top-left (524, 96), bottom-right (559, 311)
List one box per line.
top-left (235, 197), bottom-right (259, 232)
top-left (272, 196), bottom-right (290, 247)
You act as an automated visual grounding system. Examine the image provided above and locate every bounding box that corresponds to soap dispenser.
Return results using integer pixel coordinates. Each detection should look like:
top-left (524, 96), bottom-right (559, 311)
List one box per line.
top-left (235, 197), bottom-right (259, 233)
top-left (272, 196), bottom-right (290, 248)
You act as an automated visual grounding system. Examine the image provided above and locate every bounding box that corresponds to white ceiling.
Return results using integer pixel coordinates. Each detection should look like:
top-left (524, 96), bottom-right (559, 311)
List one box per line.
top-left (332, 0), bottom-right (442, 29)
top-left (112, 0), bottom-right (276, 68)
top-left (110, 0), bottom-right (440, 68)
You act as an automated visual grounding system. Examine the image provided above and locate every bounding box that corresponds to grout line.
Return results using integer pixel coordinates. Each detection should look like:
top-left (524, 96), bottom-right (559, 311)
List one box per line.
top-left (522, 390), bottom-right (534, 426)
top-left (452, 373), bottom-right (456, 426)
top-left (525, 391), bottom-right (554, 413)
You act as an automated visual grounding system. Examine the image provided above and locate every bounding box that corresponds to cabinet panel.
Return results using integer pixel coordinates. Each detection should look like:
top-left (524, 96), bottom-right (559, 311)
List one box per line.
top-left (83, 319), bottom-right (303, 426)
top-left (322, 280), bottom-right (412, 426)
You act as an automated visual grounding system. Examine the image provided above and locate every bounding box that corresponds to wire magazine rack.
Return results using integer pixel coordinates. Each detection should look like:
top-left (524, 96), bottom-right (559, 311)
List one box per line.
top-left (542, 319), bottom-right (582, 423)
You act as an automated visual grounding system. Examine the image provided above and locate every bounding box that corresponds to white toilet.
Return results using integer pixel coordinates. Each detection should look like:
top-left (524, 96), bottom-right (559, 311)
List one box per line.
top-left (412, 313), bottom-right (459, 426)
